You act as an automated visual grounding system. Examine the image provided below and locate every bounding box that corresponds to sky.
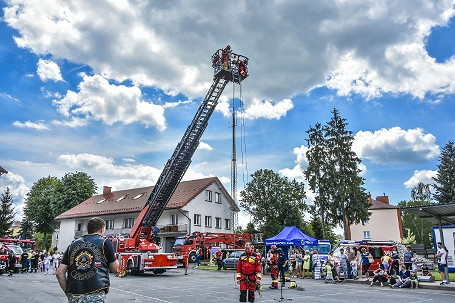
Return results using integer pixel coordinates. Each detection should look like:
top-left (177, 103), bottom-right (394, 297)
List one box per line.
top-left (1, 0), bottom-right (455, 229)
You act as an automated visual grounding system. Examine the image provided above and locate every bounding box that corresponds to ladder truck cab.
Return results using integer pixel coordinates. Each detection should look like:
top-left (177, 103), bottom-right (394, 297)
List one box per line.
top-left (116, 46), bottom-right (248, 276)
top-left (172, 232), bottom-right (255, 263)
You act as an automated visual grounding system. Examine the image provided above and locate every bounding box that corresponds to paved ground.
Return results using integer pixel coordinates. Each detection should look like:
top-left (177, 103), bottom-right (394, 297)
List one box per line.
top-left (1, 268), bottom-right (455, 303)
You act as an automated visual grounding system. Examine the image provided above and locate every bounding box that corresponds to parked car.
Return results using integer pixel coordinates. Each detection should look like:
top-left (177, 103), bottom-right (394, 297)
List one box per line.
top-left (222, 251), bottom-right (244, 269)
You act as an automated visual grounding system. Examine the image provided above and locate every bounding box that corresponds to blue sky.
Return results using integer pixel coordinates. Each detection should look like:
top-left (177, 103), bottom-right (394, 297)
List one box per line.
top-left (1, 1), bottom-right (455, 228)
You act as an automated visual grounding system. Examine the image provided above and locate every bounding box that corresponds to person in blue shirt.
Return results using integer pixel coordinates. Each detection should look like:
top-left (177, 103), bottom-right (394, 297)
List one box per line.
top-left (390, 264), bottom-right (411, 288)
top-left (360, 247), bottom-right (371, 281)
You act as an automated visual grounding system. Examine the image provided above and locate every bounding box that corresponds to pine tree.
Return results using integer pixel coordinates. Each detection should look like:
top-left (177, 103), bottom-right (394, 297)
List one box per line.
top-left (305, 122), bottom-right (331, 239)
top-left (324, 108), bottom-right (370, 239)
top-left (432, 141), bottom-right (455, 204)
top-left (0, 187), bottom-right (16, 237)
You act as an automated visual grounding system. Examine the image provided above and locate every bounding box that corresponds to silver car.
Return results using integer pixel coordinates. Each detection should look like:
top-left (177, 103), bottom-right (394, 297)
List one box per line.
top-left (222, 251), bottom-right (244, 269)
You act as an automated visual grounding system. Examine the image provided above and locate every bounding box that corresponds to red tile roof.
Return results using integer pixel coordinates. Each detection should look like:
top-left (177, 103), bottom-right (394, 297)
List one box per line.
top-left (369, 198), bottom-right (398, 210)
top-left (56, 177), bottom-right (236, 220)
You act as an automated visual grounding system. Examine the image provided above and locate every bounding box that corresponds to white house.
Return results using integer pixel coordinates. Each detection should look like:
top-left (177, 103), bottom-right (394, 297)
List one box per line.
top-left (348, 195), bottom-right (404, 242)
top-left (55, 177), bottom-right (239, 253)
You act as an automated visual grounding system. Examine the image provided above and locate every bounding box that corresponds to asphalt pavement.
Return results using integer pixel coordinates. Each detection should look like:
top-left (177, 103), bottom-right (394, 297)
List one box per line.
top-left (1, 268), bottom-right (455, 303)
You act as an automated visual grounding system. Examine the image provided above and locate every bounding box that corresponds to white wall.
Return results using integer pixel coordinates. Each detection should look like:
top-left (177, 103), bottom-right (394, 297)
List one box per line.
top-left (350, 208), bottom-right (402, 241)
top-left (57, 219), bottom-right (77, 252)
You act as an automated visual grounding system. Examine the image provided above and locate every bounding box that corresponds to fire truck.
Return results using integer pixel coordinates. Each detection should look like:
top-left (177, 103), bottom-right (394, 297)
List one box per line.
top-left (172, 232), bottom-right (255, 263)
top-left (115, 46), bottom-right (249, 276)
top-left (0, 237), bottom-right (37, 251)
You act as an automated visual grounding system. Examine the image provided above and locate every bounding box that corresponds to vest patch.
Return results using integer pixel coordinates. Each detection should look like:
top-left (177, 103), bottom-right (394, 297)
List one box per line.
top-left (69, 242), bottom-right (102, 280)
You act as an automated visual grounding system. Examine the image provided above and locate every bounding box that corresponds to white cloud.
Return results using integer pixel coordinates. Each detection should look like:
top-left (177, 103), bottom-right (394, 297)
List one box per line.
top-left (37, 59), bottom-right (63, 82)
top-left (6, 1), bottom-right (454, 119)
top-left (197, 141), bottom-right (213, 151)
top-left (52, 117), bottom-right (88, 128)
top-left (353, 127), bottom-right (440, 164)
top-left (13, 120), bottom-right (50, 130)
top-left (404, 169), bottom-right (437, 188)
top-left (57, 153), bottom-right (162, 190)
top-left (242, 98), bottom-right (294, 120)
top-left (53, 74), bottom-right (167, 130)
top-left (279, 145), bottom-right (308, 182)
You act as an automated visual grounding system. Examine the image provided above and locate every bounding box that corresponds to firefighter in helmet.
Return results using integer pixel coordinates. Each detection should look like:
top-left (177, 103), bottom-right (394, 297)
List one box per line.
top-left (221, 45), bottom-right (231, 70)
top-left (236, 242), bottom-right (262, 302)
top-left (268, 245), bottom-right (279, 289)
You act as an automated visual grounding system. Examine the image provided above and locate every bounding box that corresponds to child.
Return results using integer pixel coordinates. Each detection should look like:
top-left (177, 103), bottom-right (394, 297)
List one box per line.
top-left (381, 252), bottom-right (390, 272)
top-left (324, 262), bottom-right (336, 284)
top-left (370, 264), bottom-right (387, 287)
top-left (350, 259), bottom-right (358, 279)
top-left (410, 270), bottom-right (419, 289)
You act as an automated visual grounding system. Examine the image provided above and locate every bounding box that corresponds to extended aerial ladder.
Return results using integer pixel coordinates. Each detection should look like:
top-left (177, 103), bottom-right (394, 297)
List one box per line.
top-left (116, 46), bottom-right (248, 275)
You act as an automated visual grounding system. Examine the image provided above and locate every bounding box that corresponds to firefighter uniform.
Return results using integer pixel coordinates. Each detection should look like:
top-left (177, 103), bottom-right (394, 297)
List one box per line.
top-left (269, 246), bottom-right (279, 289)
top-left (236, 245), bottom-right (262, 302)
top-left (8, 249), bottom-right (16, 276)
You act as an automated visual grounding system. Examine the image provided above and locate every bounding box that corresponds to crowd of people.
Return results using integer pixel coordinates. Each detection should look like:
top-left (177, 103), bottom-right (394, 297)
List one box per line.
top-left (239, 242), bottom-right (449, 292)
top-left (1, 246), bottom-right (63, 276)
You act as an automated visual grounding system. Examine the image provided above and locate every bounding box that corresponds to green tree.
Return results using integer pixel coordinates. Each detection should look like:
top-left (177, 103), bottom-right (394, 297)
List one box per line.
top-left (432, 141), bottom-right (455, 204)
top-left (240, 169), bottom-right (307, 239)
top-left (305, 122), bottom-right (332, 239)
top-left (24, 176), bottom-right (60, 248)
top-left (0, 187), bottom-right (16, 237)
top-left (54, 171), bottom-right (97, 216)
top-left (399, 181), bottom-right (435, 248)
top-left (324, 108), bottom-right (370, 239)
top-left (309, 215), bottom-right (337, 243)
top-left (398, 199), bottom-right (434, 248)
top-left (411, 182), bottom-right (432, 202)
top-left (19, 217), bottom-right (34, 239)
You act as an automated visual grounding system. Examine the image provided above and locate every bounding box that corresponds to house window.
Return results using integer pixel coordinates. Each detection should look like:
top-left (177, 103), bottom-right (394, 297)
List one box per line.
top-left (106, 220), bottom-right (115, 230)
top-left (205, 216), bottom-right (212, 227)
top-left (225, 219), bottom-right (231, 230)
top-left (215, 217), bottom-right (221, 229)
top-left (215, 192), bottom-right (221, 204)
top-left (77, 223), bottom-right (82, 231)
top-left (194, 214), bottom-right (201, 226)
top-left (124, 218), bottom-right (134, 228)
top-left (171, 214), bottom-right (178, 225)
top-left (205, 190), bottom-right (212, 202)
top-left (363, 231), bottom-right (371, 239)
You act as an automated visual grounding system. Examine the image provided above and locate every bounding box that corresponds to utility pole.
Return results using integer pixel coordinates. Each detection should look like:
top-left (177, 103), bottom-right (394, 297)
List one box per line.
top-left (231, 99), bottom-right (238, 233)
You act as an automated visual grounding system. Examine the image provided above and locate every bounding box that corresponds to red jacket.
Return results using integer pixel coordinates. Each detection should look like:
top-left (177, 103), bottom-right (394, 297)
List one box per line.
top-left (236, 252), bottom-right (262, 281)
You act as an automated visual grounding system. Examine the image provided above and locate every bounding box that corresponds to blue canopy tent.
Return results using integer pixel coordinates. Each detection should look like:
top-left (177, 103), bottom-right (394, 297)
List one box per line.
top-left (265, 226), bottom-right (318, 258)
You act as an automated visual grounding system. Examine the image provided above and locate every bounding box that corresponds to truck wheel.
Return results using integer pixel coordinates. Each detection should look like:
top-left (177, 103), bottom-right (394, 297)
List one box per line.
top-left (189, 252), bottom-right (197, 263)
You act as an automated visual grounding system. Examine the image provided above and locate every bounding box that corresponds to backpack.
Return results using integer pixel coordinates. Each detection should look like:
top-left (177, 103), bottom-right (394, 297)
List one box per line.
top-left (389, 276), bottom-right (397, 285)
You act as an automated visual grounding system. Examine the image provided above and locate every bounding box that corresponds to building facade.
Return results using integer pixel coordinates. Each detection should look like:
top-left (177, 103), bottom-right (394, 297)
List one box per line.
top-left (55, 177), bottom-right (239, 253)
top-left (348, 195), bottom-right (404, 242)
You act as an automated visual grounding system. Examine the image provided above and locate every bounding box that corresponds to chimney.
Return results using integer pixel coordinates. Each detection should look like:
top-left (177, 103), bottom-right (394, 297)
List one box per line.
top-left (376, 194), bottom-right (389, 204)
top-left (368, 195), bottom-right (373, 205)
top-left (103, 186), bottom-right (113, 200)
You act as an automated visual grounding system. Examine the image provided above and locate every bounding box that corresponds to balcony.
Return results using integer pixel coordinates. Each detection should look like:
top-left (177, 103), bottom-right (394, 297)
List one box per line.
top-left (157, 224), bottom-right (188, 235)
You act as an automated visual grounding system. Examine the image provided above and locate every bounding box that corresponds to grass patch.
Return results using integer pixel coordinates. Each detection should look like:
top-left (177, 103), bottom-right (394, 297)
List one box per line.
top-left (429, 270), bottom-right (455, 281)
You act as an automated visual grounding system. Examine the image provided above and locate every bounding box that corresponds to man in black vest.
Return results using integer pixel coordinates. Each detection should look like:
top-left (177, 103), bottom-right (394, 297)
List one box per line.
top-left (56, 217), bottom-right (119, 302)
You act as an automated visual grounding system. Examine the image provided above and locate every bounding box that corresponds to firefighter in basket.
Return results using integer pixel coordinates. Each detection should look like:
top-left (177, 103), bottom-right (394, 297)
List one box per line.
top-left (268, 245), bottom-right (279, 289)
top-left (236, 242), bottom-right (262, 303)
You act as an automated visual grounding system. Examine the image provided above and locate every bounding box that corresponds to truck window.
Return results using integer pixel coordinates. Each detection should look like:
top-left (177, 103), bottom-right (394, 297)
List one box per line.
top-left (369, 247), bottom-right (383, 258)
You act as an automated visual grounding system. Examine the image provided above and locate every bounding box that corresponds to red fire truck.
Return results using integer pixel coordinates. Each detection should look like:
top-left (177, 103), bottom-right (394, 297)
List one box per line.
top-left (115, 46), bottom-right (249, 276)
top-left (172, 232), bottom-right (255, 263)
top-left (0, 237), bottom-right (37, 251)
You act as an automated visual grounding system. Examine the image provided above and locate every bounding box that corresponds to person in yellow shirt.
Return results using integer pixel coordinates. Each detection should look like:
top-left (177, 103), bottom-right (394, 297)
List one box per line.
top-left (381, 252), bottom-right (391, 273)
